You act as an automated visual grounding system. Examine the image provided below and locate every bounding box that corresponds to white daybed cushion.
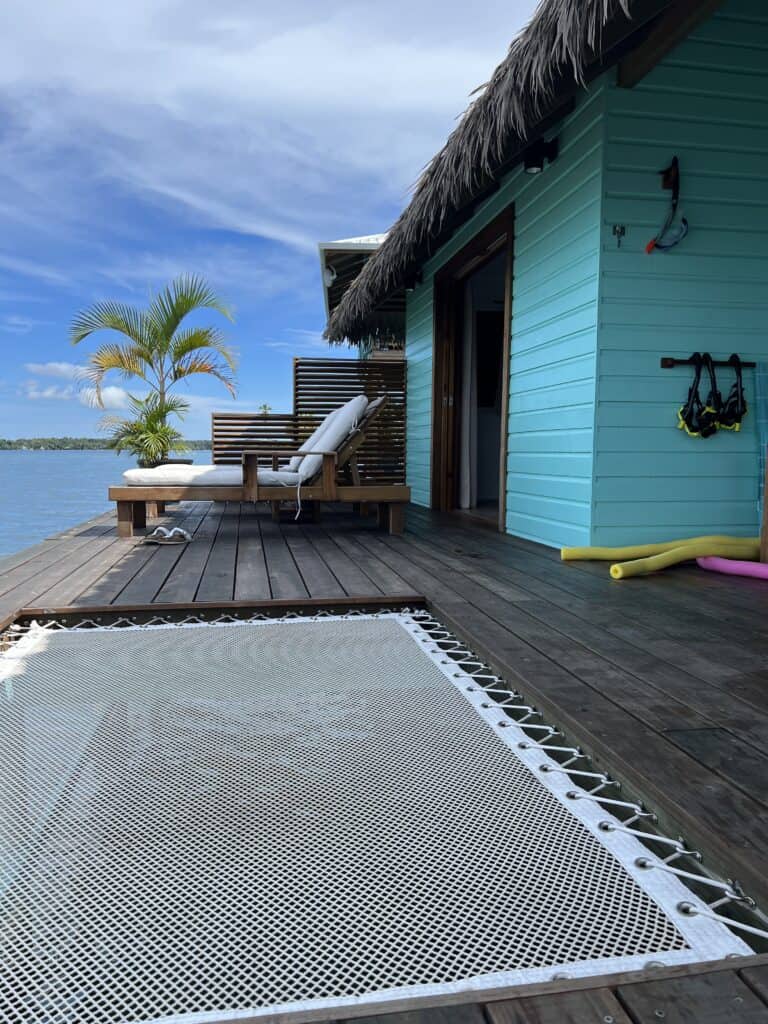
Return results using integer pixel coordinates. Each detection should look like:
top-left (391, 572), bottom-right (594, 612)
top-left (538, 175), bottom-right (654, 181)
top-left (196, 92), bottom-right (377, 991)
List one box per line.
top-left (123, 464), bottom-right (242, 486)
top-left (298, 395), bottom-right (368, 482)
top-left (122, 465), bottom-right (300, 488)
top-left (287, 408), bottom-right (341, 472)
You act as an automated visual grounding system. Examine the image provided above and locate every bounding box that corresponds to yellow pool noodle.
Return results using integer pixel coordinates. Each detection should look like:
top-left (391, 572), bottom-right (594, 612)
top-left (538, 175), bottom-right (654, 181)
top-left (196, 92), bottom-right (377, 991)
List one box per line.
top-left (561, 535), bottom-right (751, 562)
top-left (610, 539), bottom-right (760, 580)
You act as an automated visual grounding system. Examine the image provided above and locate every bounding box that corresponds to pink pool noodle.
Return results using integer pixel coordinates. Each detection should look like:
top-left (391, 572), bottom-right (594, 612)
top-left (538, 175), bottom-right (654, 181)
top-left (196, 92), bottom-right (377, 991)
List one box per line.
top-left (697, 556), bottom-right (768, 579)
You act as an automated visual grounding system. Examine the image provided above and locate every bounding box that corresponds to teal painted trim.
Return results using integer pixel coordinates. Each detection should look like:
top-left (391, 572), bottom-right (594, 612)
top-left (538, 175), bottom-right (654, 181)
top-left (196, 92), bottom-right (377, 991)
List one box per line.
top-left (592, 0), bottom-right (768, 546)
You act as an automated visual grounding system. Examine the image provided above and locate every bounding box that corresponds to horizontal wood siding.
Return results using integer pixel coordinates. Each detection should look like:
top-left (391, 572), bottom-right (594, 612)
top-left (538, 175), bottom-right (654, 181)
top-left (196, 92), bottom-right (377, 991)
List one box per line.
top-left (594, 0), bottom-right (768, 544)
top-left (506, 86), bottom-right (604, 547)
top-left (405, 285), bottom-right (433, 506)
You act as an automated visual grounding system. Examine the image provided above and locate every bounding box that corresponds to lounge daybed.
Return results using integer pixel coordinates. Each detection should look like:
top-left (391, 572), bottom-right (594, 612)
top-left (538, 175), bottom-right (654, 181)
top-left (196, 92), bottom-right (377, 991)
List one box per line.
top-left (108, 395), bottom-right (410, 537)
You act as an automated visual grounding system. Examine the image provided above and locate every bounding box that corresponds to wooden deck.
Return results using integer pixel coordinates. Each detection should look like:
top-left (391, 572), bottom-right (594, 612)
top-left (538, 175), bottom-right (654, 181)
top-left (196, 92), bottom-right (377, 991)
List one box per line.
top-left (3, 500), bottom-right (768, 1019)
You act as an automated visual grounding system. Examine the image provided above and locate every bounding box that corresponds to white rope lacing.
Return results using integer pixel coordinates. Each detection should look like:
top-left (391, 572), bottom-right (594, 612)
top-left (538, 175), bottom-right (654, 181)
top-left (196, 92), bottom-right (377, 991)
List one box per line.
top-left (404, 607), bottom-right (768, 944)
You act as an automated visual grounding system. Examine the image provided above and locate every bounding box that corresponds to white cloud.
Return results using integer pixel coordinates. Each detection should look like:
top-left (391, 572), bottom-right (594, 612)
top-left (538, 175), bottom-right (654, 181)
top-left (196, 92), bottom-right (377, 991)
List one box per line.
top-left (22, 376), bottom-right (130, 410)
top-left (19, 374), bottom-right (250, 436)
top-left (1, 314), bottom-right (52, 334)
top-left (263, 328), bottom-right (344, 356)
top-left (24, 361), bottom-right (82, 379)
top-left (77, 385), bottom-right (131, 410)
top-left (0, 252), bottom-right (70, 285)
top-left (96, 244), bottom-right (308, 303)
top-left (23, 383), bottom-right (75, 401)
top-left (0, 0), bottom-right (534, 264)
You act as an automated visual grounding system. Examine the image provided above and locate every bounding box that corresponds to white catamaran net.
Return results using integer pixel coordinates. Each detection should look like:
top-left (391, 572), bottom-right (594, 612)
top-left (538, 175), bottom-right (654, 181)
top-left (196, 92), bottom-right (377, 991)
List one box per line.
top-left (0, 613), bottom-right (749, 1024)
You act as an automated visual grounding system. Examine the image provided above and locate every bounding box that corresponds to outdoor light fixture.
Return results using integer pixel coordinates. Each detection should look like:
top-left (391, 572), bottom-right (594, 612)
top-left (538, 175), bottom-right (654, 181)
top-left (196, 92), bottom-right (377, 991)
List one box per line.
top-left (323, 265), bottom-right (337, 287)
top-left (404, 271), bottom-right (423, 292)
top-left (523, 136), bottom-right (559, 174)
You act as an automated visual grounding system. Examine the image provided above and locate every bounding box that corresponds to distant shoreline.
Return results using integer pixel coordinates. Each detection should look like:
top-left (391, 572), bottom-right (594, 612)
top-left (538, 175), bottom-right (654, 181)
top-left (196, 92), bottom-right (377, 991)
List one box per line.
top-left (0, 439), bottom-right (212, 451)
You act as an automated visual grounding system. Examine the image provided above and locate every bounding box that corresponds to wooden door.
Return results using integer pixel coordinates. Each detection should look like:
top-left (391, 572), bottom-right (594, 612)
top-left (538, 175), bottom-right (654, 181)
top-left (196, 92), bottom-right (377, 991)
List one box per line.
top-left (430, 205), bottom-right (514, 525)
top-left (431, 276), bottom-right (462, 511)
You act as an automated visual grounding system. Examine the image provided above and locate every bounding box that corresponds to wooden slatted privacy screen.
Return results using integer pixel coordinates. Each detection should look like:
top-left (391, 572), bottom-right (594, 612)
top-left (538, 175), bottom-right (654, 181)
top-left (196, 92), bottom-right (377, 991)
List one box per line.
top-left (211, 414), bottom-right (298, 465)
top-left (212, 358), bottom-right (406, 483)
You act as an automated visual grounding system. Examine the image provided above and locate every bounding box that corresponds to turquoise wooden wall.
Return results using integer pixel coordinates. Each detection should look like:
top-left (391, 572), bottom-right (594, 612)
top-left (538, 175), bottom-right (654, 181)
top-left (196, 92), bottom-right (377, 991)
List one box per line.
top-left (593, 0), bottom-right (768, 545)
top-left (504, 86), bottom-right (605, 547)
top-left (405, 86), bottom-right (606, 543)
top-left (404, 280), bottom-right (433, 507)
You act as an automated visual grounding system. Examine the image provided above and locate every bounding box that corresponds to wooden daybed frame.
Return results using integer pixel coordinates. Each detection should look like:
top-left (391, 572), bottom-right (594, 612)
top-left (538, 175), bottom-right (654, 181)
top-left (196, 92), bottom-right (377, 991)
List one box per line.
top-left (108, 396), bottom-right (410, 537)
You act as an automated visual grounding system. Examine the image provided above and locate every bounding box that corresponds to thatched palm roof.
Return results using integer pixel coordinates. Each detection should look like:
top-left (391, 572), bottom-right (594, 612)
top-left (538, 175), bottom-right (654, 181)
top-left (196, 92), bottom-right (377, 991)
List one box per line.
top-left (326, 0), bottom-right (666, 343)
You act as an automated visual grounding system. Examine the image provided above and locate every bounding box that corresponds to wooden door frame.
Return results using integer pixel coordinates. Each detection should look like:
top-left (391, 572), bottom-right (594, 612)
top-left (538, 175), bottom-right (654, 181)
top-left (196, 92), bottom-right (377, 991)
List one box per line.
top-left (431, 204), bottom-right (514, 531)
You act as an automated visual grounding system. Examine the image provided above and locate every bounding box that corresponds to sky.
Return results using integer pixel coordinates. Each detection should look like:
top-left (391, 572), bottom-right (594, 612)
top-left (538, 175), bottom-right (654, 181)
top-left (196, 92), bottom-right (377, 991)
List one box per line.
top-left (0, 0), bottom-right (537, 438)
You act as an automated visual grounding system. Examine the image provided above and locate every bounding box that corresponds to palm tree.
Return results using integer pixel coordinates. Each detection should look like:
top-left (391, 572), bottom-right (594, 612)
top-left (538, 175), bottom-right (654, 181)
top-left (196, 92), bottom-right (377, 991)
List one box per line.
top-left (100, 393), bottom-right (190, 466)
top-left (71, 274), bottom-right (237, 408)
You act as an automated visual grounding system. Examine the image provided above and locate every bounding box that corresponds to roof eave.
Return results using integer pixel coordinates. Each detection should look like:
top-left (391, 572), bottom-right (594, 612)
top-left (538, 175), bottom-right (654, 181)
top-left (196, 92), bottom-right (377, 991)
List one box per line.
top-left (327, 0), bottom-right (686, 343)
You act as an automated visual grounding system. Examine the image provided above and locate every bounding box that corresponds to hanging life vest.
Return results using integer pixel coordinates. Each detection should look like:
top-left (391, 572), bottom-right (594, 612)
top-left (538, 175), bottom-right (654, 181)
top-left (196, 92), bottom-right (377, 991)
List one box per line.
top-left (718, 353), bottom-right (748, 431)
top-left (677, 353), bottom-right (706, 436)
top-left (698, 353), bottom-right (722, 438)
top-left (677, 353), bottom-right (719, 438)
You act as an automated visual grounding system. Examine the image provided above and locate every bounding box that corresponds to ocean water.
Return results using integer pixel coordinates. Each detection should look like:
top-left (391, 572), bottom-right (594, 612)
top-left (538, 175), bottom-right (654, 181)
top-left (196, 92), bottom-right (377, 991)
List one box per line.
top-left (0, 450), bottom-right (209, 558)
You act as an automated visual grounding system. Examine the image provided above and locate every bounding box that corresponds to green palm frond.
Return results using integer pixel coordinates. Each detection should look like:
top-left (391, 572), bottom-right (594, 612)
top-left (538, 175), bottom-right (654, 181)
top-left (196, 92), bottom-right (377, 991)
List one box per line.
top-left (170, 326), bottom-right (238, 374)
top-left (147, 274), bottom-right (234, 347)
top-left (72, 273), bottom-right (236, 427)
top-left (100, 392), bottom-right (190, 461)
top-left (70, 301), bottom-right (150, 347)
top-left (172, 353), bottom-right (237, 396)
top-left (80, 344), bottom-right (151, 406)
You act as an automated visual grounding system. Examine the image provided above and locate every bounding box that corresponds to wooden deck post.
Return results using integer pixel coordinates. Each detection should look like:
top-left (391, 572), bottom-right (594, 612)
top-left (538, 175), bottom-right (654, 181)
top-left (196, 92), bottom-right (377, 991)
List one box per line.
top-left (116, 501), bottom-right (133, 538)
top-left (388, 503), bottom-right (405, 535)
top-left (377, 502), bottom-right (405, 535)
top-left (133, 501), bottom-right (146, 531)
top-left (242, 454), bottom-right (258, 503)
top-left (116, 500), bottom-right (146, 538)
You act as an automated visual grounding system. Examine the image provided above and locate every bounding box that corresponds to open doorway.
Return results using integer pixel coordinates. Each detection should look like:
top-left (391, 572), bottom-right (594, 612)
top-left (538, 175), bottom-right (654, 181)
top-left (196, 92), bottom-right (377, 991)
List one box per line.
top-left (431, 206), bottom-right (513, 531)
top-left (457, 252), bottom-right (506, 524)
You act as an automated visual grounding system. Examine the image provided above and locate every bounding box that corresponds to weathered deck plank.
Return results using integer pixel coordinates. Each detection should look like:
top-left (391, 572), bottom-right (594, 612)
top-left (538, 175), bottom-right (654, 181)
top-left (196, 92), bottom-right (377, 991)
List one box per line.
top-left (152, 502), bottom-right (223, 604)
top-left (77, 503), bottom-right (210, 606)
top-left (300, 522), bottom-right (384, 596)
top-left (616, 970), bottom-right (768, 1022)
top-left (488, 989), bottom-right (633, 1023)
top-left (195, 500), bottom-right (240, 603)
top-left (233, 509), bottom-right (272, 601)
top-left (259, 516), bottom-right (309, 599)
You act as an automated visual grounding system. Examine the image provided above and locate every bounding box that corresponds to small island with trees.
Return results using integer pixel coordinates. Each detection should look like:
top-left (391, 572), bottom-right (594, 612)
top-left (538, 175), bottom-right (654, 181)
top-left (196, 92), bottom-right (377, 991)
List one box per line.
top-left (0, 438), bottom-right (212, 451)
